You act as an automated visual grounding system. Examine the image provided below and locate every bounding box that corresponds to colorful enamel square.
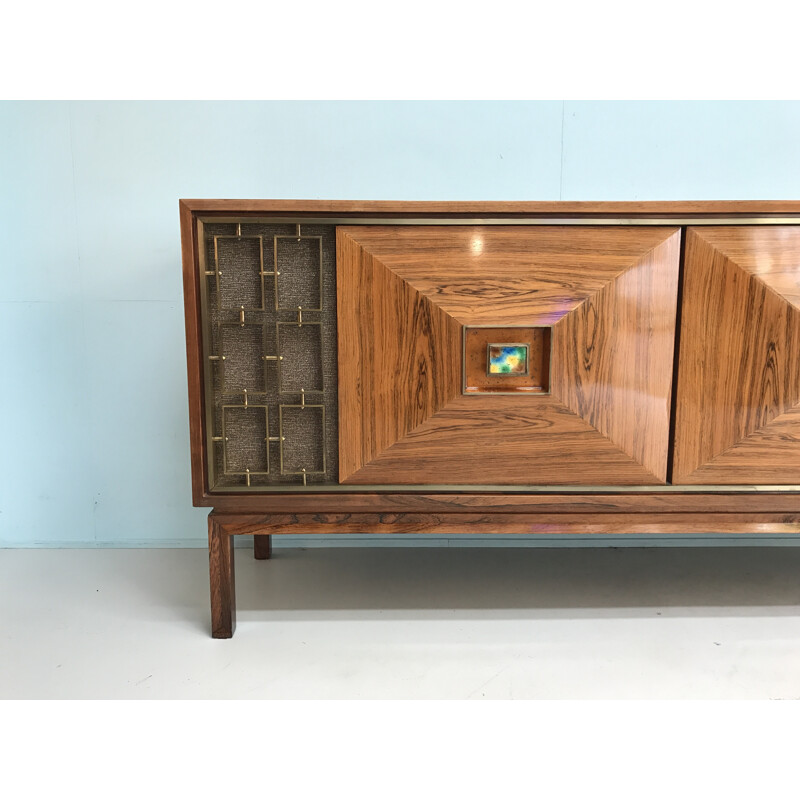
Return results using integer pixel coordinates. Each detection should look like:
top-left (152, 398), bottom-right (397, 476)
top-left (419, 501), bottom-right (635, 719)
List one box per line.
top-left (488, 344), bottom-right (528, 375)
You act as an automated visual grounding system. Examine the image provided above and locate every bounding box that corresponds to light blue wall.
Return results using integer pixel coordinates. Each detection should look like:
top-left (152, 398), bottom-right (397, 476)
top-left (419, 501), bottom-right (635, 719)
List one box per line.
top-left (2, 101), bottom-right (800, 547)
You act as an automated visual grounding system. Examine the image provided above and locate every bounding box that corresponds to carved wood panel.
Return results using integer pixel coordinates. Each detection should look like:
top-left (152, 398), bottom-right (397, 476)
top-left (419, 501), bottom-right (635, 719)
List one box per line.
top-left (673, 226), bottom-right (800, 484)
top-left (337, 226), bottom-right (681, 485)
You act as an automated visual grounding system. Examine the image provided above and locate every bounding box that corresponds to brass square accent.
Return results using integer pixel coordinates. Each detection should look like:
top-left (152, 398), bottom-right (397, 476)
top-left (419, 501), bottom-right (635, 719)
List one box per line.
top-left (219, 322), bottom-right (269, 395)
top-left (213, 234), bottom-right (267, 312)
top-left (221, 404), bottom-right (271, 477)
top-left (463, 326), bottom-right (551, 395)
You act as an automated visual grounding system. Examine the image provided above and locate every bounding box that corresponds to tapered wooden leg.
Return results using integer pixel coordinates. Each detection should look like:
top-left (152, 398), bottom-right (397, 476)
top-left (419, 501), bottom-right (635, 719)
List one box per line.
top-left (208, 513), bottom-right (236, 639)
top-left (254, 534), bottom-right (272, 560)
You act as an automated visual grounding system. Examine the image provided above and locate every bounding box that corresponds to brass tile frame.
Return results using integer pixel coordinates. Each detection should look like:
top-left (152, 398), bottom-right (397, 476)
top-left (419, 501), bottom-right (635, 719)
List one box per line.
top-left (278, 402), bottom-right (327, 486)
top-left (220, 403), bottom-right (273, 487)
top-left (219, 321), bottom-right (270, 396)
top-left (276, 319), bottom-right (325, 395)
top-left (273, 225), bottom-right (323, 312)
top-left (210, 226), bottom-right (273, 313)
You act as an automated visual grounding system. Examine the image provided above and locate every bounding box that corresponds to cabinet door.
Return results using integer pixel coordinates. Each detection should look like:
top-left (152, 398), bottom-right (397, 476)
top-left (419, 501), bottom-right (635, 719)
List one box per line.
top-left (673, 227), bottom-right (800, 484)
top-left (336, 225), bottom-right (681, 485)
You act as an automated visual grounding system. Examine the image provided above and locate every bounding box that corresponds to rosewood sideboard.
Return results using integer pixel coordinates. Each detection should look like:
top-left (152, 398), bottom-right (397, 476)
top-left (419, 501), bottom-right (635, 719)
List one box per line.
top-left (180, 200), bottom-right (800, 637)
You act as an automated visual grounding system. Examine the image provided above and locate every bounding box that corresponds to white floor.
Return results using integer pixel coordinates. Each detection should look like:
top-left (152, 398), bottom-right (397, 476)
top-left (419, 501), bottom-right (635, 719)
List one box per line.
top-left (2, 544), bottom-right (800, 699)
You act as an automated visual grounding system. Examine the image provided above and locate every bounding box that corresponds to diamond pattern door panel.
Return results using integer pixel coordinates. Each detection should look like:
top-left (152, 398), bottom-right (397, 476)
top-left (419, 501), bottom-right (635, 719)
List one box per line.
top-left (336, 226), bottom-right (681, 485)
top-left (673, 227), bottom-right (800, 484)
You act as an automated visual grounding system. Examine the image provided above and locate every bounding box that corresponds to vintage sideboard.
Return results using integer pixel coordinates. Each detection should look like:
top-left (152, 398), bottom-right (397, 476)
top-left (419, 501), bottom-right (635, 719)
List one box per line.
top-left (180, 200), bottom-right (800, 637)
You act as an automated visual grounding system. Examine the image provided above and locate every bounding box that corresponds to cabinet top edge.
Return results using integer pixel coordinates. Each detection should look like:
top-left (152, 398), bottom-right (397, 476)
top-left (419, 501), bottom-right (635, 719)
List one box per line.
top-left (179, 199), bottom-right (800, 216)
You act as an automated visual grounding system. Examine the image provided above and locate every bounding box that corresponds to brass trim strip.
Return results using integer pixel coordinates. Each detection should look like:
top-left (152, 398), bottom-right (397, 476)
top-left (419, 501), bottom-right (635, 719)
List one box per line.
top-left (197, 219), bottom-right (221, 492)
top-left (208, 483), bottom-right (800, 494)
top-left (198, 215), bottom-right (800, 227)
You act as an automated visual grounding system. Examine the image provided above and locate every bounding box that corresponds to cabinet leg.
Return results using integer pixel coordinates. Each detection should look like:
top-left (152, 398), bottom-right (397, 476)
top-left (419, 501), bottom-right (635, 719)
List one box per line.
top-left (254, 534), bottom-right (272, 560)
top-left (208, 513), bottom-right (236, 639)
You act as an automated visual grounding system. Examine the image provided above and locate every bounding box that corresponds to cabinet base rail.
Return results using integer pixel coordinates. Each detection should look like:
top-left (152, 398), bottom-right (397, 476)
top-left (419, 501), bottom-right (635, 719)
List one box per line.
top-left (207, 510), bottom-right (800, 638)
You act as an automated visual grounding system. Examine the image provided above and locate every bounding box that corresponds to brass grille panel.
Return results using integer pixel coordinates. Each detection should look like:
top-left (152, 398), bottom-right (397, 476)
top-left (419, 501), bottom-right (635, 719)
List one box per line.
top-left (200, 221), bottom-right (338, 490)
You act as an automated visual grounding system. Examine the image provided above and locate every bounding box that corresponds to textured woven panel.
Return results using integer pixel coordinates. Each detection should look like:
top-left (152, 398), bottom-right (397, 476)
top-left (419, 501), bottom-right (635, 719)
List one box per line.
top-left (202, 222), bottom-right (338, 488)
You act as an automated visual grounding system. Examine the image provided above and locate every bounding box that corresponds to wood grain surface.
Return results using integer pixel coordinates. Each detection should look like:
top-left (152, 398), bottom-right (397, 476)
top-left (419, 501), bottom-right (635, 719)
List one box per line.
top-left (213, 512), bottom-right (800, 536)
top-left (340, 225), bottom-right (677, 325)
top-left (208, 513), bottom-right (236, 638)
top-left (181, 205), bottom-right (208, 504)
top-left (673, 227), bottom-right (800, 483)
top-left (199, 492), bottom-right (800, 515)
top-left (337, 226), bottom-right (680, 485)
top-left (343, 394), bottom-right (667, 484)
top-left (552, 232), bottom-right (680, 481)
top-left (336, 230), bottom-right (462, 483)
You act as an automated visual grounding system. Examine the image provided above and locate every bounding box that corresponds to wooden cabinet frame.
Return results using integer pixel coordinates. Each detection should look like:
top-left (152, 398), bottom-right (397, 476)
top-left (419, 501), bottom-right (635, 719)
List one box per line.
top-left (181, 200), bottom-right (800, 637)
